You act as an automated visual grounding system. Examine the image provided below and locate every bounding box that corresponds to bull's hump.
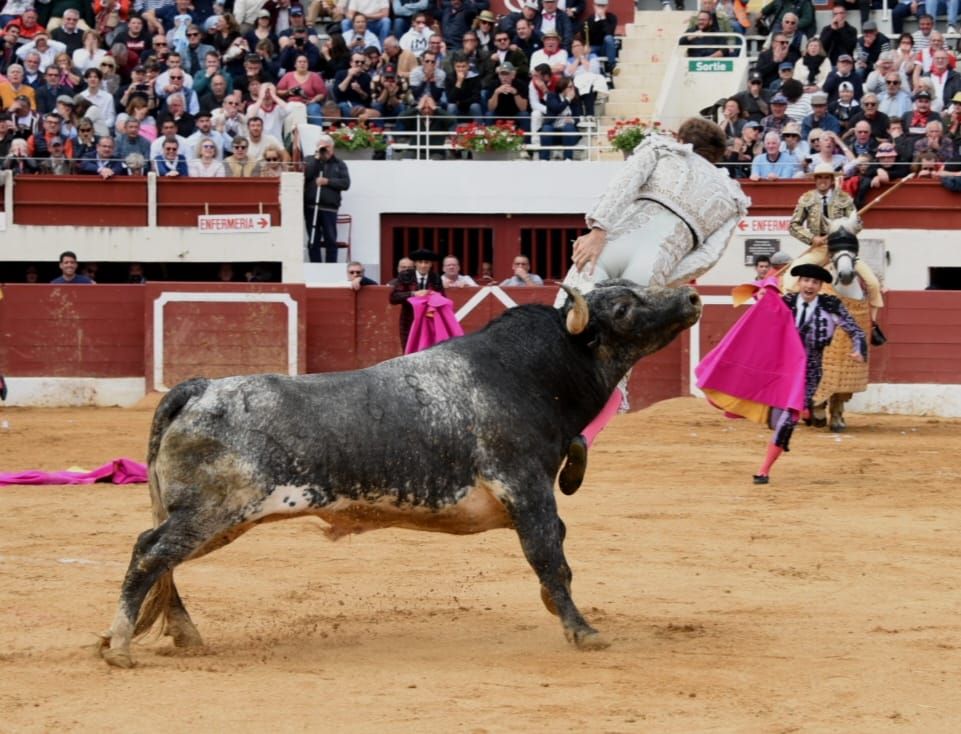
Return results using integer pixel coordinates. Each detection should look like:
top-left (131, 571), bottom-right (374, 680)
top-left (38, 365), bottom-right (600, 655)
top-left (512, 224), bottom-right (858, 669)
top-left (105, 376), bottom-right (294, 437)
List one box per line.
top-left (248, 479), bottom-right (514, 539)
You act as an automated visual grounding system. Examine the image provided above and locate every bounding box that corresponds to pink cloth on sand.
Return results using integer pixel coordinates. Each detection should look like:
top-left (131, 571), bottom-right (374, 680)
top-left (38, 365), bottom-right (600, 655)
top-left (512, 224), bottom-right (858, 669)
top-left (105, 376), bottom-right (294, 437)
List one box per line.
top-left (405, 292), bottom-right (465, 354)
top-left (0, 458), bottom-right (148, 486)
top-left (695, 279), bottom-right (807, 413)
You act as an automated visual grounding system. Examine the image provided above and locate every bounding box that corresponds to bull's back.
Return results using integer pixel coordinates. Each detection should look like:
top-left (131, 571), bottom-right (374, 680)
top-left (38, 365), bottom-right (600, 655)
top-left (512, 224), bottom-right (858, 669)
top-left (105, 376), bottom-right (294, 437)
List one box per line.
top-left (154, 360), bottom-right (502, 506)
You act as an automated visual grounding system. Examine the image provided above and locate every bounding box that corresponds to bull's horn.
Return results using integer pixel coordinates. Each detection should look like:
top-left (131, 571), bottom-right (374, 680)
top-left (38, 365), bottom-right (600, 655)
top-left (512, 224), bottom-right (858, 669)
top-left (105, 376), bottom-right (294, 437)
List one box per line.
top-left (562, 285), bottom-right (589, 335)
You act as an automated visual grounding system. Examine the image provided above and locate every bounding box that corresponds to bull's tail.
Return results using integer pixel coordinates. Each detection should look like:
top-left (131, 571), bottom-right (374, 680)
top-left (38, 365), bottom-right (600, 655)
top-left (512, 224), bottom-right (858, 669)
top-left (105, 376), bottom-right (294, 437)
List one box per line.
top-left (133, 379), bottom-right (209, 641)
top-left (132, 572), bottom-right (174, 639)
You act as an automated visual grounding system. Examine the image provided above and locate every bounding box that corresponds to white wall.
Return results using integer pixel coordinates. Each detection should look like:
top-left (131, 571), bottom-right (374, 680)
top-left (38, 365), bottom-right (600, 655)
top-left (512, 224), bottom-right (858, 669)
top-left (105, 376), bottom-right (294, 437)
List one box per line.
top-left (4, 164), bottom-right (958, 290)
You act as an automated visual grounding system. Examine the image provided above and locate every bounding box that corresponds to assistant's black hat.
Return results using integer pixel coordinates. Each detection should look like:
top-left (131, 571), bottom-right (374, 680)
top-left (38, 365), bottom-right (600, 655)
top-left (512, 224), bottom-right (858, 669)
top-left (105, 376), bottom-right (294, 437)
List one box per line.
top-left (409, 248), bottom-right (439, 261)
top-left (790, 263), bottom-right (832, 282)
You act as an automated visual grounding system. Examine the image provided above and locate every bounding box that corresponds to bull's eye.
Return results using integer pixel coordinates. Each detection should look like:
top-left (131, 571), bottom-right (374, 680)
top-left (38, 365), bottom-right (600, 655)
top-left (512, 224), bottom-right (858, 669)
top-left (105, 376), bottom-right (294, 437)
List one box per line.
top-left (613, 303), bottom-right (630, 320)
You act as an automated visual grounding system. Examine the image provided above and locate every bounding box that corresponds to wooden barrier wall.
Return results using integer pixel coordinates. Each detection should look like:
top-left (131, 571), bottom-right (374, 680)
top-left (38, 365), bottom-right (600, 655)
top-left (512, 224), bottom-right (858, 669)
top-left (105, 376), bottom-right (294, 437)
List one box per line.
top-left (1, 285), bottom-right (960, 408)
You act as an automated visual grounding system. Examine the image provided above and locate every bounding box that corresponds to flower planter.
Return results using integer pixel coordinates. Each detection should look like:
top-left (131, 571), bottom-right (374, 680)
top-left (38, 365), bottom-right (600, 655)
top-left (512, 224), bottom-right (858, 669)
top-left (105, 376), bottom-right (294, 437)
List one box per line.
top-left (335, 149), bottom-right (376, 161)
top-left (471, 150), bottom-right (519, 161)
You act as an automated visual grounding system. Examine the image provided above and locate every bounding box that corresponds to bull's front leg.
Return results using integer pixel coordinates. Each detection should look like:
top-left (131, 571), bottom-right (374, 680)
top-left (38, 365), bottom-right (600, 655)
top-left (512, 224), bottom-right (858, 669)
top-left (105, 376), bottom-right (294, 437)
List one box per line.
top-left (509, 486), bottom-right (609, 651)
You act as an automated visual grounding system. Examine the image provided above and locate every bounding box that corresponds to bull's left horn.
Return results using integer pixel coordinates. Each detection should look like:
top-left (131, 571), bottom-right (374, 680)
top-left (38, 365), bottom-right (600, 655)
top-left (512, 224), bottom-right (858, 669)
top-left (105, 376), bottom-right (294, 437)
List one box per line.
top-left (562, 285), bottom-right (589, 335)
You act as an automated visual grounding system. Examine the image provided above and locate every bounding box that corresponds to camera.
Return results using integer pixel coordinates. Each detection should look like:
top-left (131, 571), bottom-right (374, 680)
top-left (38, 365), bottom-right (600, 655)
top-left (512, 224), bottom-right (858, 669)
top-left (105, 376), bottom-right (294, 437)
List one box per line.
top-left (290, 86), bottom-right (304, 96)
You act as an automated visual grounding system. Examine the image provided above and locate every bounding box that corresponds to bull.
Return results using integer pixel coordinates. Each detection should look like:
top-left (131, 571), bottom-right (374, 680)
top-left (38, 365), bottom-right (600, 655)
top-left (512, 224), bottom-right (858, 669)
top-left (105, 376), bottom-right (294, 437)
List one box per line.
top-left (98, 280), bottom-right (701, 667)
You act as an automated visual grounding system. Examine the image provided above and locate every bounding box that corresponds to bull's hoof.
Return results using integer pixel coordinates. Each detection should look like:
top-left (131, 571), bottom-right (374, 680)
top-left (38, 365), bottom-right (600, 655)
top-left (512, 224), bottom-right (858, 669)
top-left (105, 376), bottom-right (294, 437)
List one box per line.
top-left (811, 417), bottom-right (827, 428)
top-left (558, 435), bottom-right (588, 496)
top-left (570, 628), bottom-right (610, 651)
top-left (829, 423), bottom-right (845, 433)
top-left (101, 645), bottom-right (135, 669)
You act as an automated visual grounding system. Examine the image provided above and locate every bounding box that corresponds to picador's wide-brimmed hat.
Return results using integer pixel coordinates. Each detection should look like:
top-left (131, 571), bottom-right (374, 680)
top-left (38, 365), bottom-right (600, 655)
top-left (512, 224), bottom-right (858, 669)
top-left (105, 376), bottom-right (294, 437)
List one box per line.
top-left (790, 263), bottom-right (832, 282)
top-left (409, 248), bottom-right (439, 261)
top-left (812, 162), bottom-right (836, 177)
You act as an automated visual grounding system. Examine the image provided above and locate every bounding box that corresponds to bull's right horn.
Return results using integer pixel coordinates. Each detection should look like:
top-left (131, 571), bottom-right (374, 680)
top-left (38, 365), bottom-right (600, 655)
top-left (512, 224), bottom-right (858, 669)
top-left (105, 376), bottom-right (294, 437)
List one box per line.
top-left (562, 285), bottom-right (589, 335)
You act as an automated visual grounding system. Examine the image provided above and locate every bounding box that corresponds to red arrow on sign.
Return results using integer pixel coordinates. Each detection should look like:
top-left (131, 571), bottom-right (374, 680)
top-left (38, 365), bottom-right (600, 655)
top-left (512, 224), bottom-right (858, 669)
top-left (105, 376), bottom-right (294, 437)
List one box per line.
top-left (737, 220), bottom-right (749, 231)
top-left (257, 217), bottom-right (269, 229)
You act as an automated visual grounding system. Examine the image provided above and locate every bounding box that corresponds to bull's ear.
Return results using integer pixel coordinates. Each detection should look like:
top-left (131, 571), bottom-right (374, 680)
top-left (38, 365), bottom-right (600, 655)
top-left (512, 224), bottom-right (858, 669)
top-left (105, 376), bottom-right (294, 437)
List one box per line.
top-left (562, 285), bottom-right (589, 335)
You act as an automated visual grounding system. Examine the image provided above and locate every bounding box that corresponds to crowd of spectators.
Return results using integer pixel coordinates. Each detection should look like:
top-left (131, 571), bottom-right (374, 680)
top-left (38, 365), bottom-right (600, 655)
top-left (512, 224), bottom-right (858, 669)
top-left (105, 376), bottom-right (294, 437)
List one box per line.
top-left (0, 0), bottom-right (622, 171)
top-left (700, 1), bottom-right (961, 191)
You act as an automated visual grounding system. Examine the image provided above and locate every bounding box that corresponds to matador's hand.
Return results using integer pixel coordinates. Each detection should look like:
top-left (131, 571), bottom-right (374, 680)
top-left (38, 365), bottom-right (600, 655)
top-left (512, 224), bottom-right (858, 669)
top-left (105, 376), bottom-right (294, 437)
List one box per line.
top-left (572, 228), bottom-right (607, 275)
top-left (850, 350), bottom-right (864, 363)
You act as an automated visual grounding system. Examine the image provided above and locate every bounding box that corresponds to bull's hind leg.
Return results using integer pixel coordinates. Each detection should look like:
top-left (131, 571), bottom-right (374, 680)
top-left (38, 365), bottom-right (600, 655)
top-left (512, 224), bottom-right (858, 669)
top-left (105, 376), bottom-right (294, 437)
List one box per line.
top-left (510, 488), bottom-right (609, 651)
top-left (165, 581), bottom-right (203, 648)
top-left (100, 514), bottom-right (208, 668)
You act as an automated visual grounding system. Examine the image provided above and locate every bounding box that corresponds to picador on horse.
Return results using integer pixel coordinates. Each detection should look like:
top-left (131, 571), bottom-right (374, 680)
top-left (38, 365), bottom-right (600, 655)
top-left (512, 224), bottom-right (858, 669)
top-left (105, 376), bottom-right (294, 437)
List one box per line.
top-left (782, 162), bottom-right (883, 431)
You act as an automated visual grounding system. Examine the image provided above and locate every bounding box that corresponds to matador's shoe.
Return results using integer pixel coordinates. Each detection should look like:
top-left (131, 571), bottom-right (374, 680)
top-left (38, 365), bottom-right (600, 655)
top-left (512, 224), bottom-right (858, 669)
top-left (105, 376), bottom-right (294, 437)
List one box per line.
top-left (558, 435), bottom-right (588, 495)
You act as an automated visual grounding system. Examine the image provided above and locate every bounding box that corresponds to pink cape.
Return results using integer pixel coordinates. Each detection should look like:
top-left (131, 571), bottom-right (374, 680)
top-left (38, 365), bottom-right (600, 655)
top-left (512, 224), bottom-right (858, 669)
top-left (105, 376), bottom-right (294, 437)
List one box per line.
top-left (404, 292), bottom-right (465, 355)
top-left (0, 458), bottom-right (148, 486)
top-left (695, 281), bottom-right (807, 415)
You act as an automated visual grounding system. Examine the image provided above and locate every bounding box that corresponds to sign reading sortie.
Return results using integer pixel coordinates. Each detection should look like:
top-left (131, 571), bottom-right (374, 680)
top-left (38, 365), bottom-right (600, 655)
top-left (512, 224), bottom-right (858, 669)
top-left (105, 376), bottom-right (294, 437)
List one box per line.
top-left (197, 214), bottom-right (272, 233)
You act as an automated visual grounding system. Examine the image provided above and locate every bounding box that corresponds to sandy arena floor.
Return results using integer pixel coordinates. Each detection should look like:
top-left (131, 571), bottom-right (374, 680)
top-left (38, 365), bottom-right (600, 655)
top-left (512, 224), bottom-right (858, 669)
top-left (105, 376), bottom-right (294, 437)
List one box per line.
top-left (1, 397), bottom-right (960, 733)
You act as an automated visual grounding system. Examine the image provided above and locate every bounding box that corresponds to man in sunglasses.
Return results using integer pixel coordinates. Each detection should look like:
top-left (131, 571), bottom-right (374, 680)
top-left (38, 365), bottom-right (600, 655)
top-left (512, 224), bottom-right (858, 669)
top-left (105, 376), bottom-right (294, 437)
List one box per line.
top-left (303, 133), bottom-right (351, 263)
top-left (346, 261), bottom-right (378, 290)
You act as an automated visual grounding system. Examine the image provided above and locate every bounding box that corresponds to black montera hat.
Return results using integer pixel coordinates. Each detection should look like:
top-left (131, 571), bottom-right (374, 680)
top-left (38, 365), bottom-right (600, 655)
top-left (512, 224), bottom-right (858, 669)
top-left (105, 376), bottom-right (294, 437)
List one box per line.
top-left (409, 248), bottom-right (439, 261)
top-left (790, 263), bottom-right (832, 282)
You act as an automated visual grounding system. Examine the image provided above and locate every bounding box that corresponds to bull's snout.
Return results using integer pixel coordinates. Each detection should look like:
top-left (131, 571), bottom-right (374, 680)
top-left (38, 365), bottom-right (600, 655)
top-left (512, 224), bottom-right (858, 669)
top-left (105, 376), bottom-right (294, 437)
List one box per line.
top-left (678, 287), bottom-right (702, 325)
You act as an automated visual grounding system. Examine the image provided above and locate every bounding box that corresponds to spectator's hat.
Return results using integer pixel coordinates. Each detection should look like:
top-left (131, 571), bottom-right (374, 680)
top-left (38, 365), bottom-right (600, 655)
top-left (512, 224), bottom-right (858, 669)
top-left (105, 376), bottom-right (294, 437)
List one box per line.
top-left (838, 80), bottom-right (854, 92)
top-left (409, 248), bottom-right (439, 262)
top-left (876, 143), bottom-right (897, 158)
top-left (257, 8), bottom-right (270, 18)
top-left (748, 69), bottom-right (762, 82)
top-left (290, 5), bottom-right (304, 15)
top-left (810, 91), bottom-right (828, 105)
top-left (478, 9), bottom-right (496, 22)
top-left (837, 53), bottom-right (853, 62)
top-left (862, 20), bottom-right (878, 31)
top-left (542, 30), bottom-right (560, 39)
top-left (770, 250), bottom-right (792, 267)
top-left (812, 162), bottom-right (836, 178)
top-left (56, 94), bottom-right (75, 106)
top-left (132, 64), bottom-right (146, 72)
top-left (790, 263), bottom-right (832, 282)
top-left (523, 0), bottom-right (538, 8)
top-left (953, 91), bottom-right (961, 104)
top-left (742, 120), bottom-right (761, 129)
top-left (383, 64), bottom-right (397, 78)
top-left (497, 60), bottom-right (516, 73)
top-left (914, 88), bottom-right (931, 100)
top-left (245, 52), bottom-right (262, 63)
top-left (49, 136), bottom-right (64, 146)
top-left (781, 121), bottom-right (802, 137)
top-left (771, 93), bottom-right (788, 104)
top-left (778, 61), bottom-right (793, 71)
top-left (14, 93), bottom-right (30, 104)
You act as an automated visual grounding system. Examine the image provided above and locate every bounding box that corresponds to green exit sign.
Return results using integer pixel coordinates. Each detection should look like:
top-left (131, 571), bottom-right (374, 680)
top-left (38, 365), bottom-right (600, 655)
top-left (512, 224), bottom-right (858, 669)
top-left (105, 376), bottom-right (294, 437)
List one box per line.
top-left (688, 59), bottom-right (734, 72)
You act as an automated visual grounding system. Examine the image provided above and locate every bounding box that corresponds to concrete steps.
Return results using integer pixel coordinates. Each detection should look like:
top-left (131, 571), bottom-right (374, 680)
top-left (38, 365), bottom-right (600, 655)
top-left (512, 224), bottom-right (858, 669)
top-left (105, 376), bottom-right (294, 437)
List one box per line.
top-left (605, 14), bottom-right (686, 120)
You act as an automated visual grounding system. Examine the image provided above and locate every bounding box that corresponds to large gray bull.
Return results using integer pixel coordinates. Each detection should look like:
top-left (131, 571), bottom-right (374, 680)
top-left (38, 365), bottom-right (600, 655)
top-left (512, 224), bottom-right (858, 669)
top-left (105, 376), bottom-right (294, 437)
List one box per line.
top-left (98, 281), bottom-right (701, 667)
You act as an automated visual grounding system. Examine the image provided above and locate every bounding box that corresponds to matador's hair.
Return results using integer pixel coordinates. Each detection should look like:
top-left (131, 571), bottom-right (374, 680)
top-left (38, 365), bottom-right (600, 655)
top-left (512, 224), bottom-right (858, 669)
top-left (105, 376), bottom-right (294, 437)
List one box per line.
top-left (677, 118), bottom-right (727, 164)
